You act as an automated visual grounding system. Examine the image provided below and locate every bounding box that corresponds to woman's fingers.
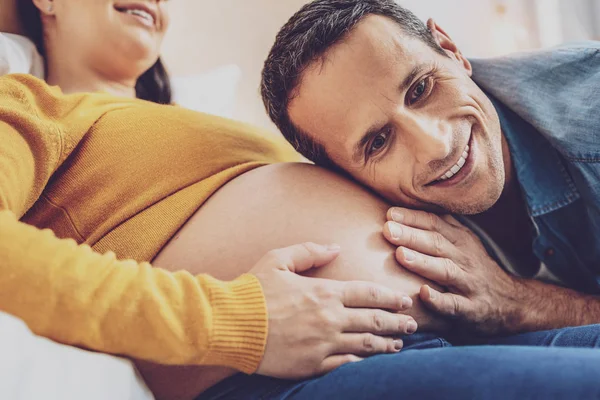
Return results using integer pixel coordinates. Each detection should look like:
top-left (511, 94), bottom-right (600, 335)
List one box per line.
top-left (335, 333), bottom-right (404, 356)
top-left (340, 281), bottom-right (413, 311)
top-left (344, 308), bottom-right (418, 336)
top-left (320, 354), bottom-right (364, 374)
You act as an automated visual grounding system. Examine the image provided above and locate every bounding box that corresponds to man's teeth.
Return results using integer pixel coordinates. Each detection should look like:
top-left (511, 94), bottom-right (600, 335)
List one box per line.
top-left (439, 145), bottom-right (470, 181)
top-left (124, 9), bottom-right (154, 23)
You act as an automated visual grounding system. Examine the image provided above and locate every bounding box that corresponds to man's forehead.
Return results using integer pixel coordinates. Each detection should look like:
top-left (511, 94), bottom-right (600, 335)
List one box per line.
top-left (350, 15), bottom-right (416, 55)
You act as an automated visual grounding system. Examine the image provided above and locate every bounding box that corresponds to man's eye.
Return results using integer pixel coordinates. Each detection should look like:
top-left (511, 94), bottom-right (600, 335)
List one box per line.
top-left (409, 78), bottom-right (429, 104)
top-left (367, 131), bottom-right (389, 156)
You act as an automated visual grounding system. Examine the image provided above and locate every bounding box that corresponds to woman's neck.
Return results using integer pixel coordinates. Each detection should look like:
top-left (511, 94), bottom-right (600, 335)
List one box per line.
top-left (44, 45), bottom-right (137, 98)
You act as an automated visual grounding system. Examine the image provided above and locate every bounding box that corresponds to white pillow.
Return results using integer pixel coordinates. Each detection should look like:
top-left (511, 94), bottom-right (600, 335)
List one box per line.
top-left (0, 34), bottom-right (240, 118)
top-left (0, 312), bottom-right (153, 400)
top-left (170, 64), bottom-right (242, 118)
top-left (0, 33), bottom-right (44, 77)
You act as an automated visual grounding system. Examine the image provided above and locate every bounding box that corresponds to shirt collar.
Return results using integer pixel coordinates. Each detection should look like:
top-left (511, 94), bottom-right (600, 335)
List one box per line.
top-left (491, 96), bottom-right (580, 217)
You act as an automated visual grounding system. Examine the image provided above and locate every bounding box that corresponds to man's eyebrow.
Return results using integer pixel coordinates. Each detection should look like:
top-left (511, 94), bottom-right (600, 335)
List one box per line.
top-left (351, 64), bottom-right (426, 164)
top-left (399, 64), bottom-right (426, 93)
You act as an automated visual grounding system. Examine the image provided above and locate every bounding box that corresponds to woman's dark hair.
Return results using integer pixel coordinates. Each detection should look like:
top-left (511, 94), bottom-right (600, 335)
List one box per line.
top-left (16, 0), bottom-right (172, 104)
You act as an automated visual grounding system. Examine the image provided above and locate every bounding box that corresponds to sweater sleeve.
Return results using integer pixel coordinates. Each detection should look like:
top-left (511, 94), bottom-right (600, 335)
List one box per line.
top-left (0, 75), bottom-right (267, 373)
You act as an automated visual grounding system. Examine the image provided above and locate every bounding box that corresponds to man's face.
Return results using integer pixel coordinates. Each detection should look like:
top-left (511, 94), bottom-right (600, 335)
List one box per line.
top-left (288, 16), bottom-right (505, 214)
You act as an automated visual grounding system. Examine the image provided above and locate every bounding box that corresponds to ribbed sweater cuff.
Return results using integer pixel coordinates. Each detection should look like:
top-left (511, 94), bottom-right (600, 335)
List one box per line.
top-left (202, 273), bottom-right (267, 374)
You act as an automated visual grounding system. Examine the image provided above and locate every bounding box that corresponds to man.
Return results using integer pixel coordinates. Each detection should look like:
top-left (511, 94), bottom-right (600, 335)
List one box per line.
top-left (261, 0), bottom-right (600, 336)
top-left (189, 1), bottom-right (600, 399)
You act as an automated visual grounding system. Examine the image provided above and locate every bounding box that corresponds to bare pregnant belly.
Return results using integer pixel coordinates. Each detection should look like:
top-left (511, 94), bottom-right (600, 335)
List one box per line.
top-left (137, 163), bottom-right (445, 400)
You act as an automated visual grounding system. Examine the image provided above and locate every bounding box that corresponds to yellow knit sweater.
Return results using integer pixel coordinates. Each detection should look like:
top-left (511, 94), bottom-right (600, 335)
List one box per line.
top-left (0, 74), bottom-right (302, 373)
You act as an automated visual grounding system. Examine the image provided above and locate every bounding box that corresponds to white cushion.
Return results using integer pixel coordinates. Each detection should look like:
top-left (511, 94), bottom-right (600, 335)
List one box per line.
top-left (170, 64), bottom-right (242, 118)
top-left (0, 312), bottom-right (154, 400)
top-left (0, 34), bottom-right (241, 118)
top-left (0, 33), bottom-right (44, 77)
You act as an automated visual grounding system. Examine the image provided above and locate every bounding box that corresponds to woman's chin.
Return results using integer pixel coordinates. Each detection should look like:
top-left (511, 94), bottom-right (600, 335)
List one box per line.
top-left (115, 32), bottom-right (161, 61)
top-left (121, 48), bottom-right (161, 74)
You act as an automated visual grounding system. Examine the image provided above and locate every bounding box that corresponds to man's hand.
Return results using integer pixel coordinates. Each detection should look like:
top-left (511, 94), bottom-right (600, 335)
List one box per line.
top-left (251, 242), bottom-right (417, 379)
top-left (382, 207), bottom-right (526, 336)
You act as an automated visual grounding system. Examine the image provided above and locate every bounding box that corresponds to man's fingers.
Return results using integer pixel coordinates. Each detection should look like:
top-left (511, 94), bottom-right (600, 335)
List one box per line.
top-left (384, 221), bottom-right (456, 258)
top-left (320, 354), bottom-right (363, 374)
top-left (420, 285), bottom-right (468, 318)
top-left (265, 242), bottom-right (341, 273)
top-left (396, 247), bottom-right (466, 289)
top-left (387, 207), bottom-right (457, 239)
top-left (336, 333), bottom-right (403, 356)
top-left (341, 281), bottom-right (413, 311)
top-left (344, 309), bottom-right (418, 335)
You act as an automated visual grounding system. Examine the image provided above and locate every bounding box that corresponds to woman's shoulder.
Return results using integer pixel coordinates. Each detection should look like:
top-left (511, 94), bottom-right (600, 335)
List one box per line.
top-left (0, 73), bottom-right (134, 108)
top-left (0, 73), bottom-right (143, 147)
top-left (0, 33), bottom-right (44, 78)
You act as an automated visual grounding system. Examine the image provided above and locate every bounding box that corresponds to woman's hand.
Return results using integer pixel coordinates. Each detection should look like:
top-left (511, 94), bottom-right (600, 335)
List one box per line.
top-left (251, 242), bottom-right (417, 379)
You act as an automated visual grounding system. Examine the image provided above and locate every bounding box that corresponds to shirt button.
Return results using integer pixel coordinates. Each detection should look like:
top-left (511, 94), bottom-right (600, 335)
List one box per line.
top-left (545, 248), bottom-right (555, 257)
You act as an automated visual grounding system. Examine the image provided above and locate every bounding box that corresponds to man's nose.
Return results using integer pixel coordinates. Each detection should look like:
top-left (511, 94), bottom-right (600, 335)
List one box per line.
top-left (394, 112), bottom-right (452, 164)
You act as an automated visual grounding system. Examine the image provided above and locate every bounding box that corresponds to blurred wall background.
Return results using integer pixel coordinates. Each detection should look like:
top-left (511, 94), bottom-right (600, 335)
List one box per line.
top-left (161, 0), bottom-right (600, 132)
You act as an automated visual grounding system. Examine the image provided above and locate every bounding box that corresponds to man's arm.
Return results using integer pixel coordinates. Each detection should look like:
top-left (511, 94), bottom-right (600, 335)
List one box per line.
top-left (382, 206), bottom-right (600, 335)
top-left (509, 278), bottom-right (600, 332)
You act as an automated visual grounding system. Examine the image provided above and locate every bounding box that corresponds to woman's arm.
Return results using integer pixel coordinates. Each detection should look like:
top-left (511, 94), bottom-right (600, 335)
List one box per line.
top-left (0, 212), bottom-right (266, 369)
top-left (0, 76), bottom-right (268, 371)
top-left (142, 162), bottom-right (447, 400)
top-left (0, 75), bottom-right (409, 378)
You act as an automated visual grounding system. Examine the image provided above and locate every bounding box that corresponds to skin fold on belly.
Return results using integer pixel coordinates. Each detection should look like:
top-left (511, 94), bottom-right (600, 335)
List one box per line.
top-left (137, 162), bottom-right (447, 400)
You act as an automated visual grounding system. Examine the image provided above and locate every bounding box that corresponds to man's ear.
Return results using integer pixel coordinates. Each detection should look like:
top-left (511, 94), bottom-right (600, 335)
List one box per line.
top-left (426, 18), bottom-right (472, 76)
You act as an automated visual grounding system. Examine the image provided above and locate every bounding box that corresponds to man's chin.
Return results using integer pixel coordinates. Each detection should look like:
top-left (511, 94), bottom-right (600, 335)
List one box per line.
top-left (414, 202), bottom-right (490, 216)
top-left (387, 185), bottom-right (502, 215)
top-left (448, 201), bottom-right (496, 215)
top-left (438, 187), bottom-right (503, 215)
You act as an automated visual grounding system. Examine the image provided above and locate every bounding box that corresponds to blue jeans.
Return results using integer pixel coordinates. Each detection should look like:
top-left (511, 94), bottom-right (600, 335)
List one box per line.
top-left (198, 325), bottom-right (600, 400)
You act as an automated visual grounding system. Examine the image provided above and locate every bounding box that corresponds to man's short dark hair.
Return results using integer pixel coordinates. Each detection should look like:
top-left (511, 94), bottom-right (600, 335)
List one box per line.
top-left (261, 0), bottom-right (446, 169)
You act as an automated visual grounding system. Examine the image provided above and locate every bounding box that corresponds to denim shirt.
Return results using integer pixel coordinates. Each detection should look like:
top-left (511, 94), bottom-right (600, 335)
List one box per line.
top-left (468, 41), bottom-right (600, 294)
